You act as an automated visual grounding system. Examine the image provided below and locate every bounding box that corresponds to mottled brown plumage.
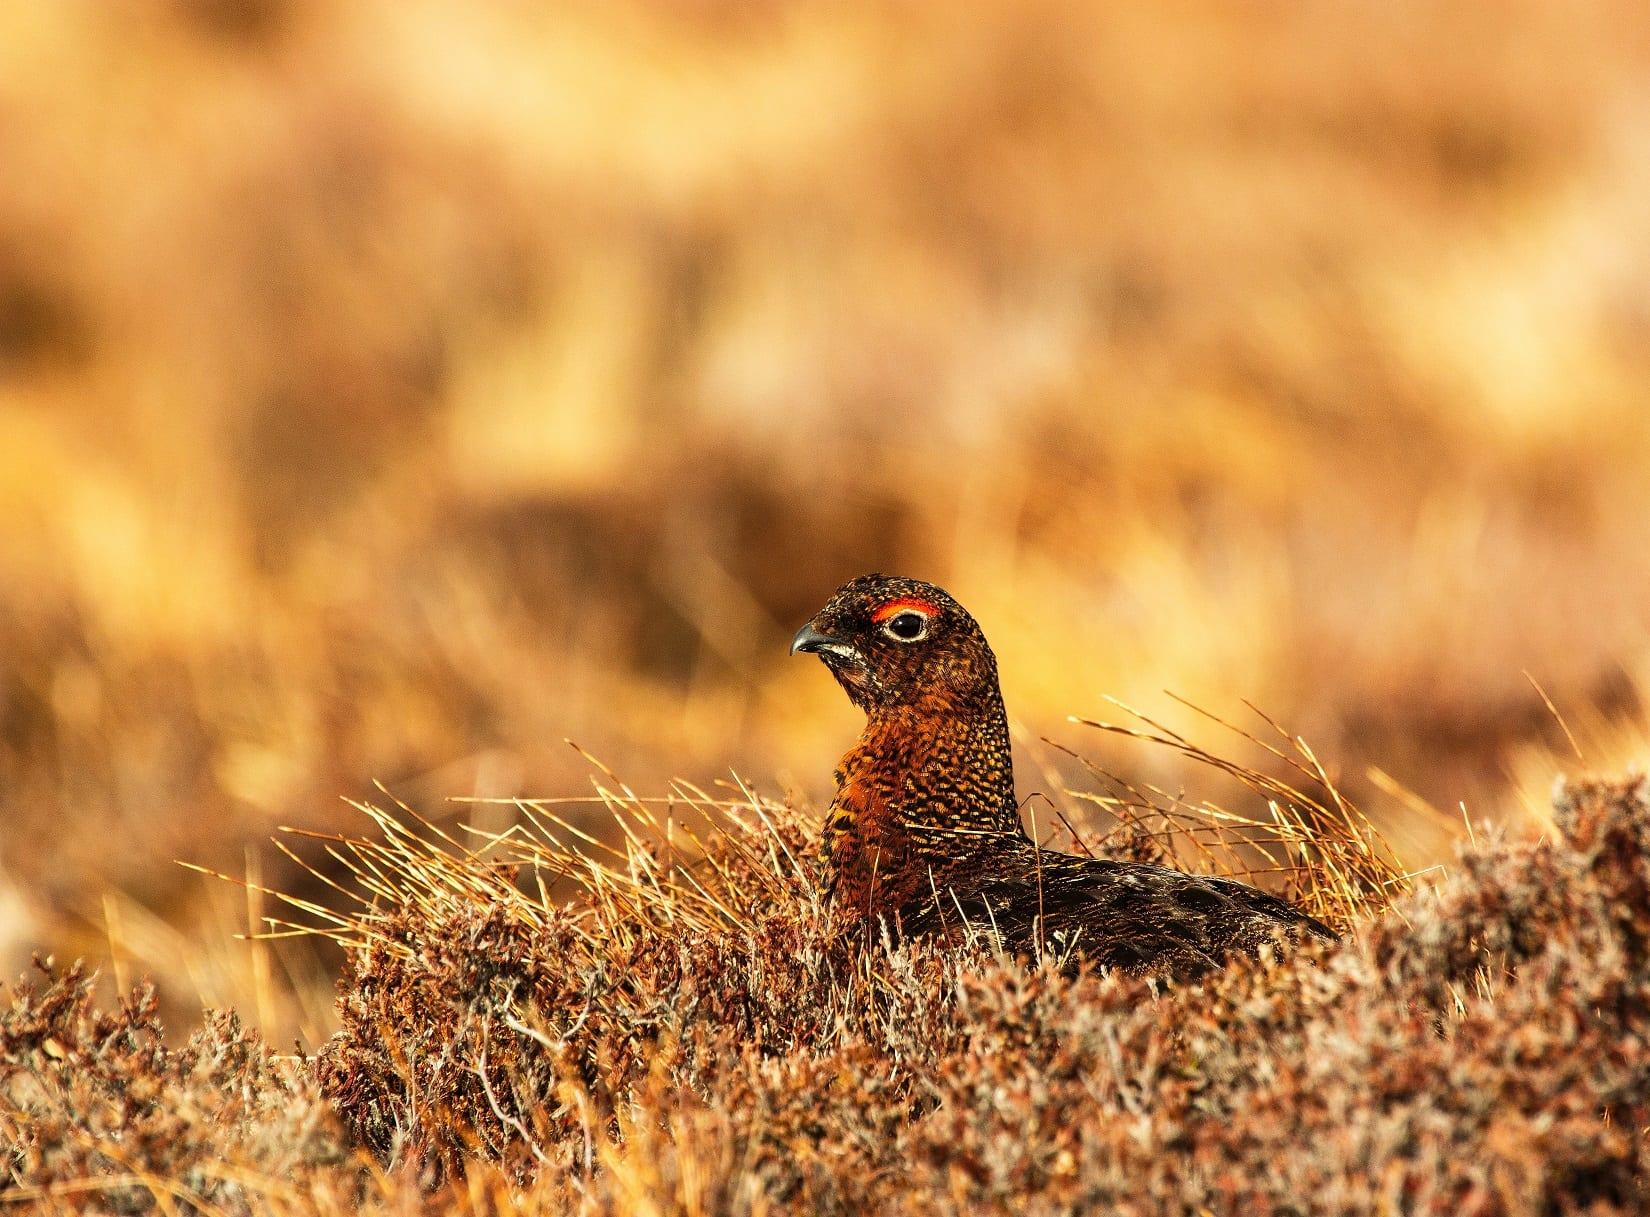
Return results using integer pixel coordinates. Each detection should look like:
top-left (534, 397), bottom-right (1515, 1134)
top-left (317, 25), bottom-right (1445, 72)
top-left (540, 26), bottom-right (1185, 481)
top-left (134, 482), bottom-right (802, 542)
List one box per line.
top-left (792, 574), bottom-right (1333, 977)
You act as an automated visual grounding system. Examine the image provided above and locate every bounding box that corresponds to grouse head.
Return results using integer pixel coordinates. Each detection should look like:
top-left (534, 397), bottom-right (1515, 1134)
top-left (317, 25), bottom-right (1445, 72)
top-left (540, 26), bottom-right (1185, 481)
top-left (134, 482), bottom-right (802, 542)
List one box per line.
top-left (790, 574), bottom-right (1000, 716)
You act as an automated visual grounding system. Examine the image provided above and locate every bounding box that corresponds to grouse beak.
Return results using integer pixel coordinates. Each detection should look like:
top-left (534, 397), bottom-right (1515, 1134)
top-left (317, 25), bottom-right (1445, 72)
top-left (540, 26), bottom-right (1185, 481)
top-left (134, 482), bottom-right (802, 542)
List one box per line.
top-left (790, 622), bottom-right (852, 659)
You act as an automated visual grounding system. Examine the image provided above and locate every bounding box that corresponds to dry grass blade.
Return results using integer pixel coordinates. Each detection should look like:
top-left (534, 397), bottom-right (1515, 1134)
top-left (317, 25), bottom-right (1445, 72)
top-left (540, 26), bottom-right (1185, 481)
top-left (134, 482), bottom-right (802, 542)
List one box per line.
top-left (1064, 698), bottom-right (1416, 928)
top-left (267, 767), bottom-right (825, 973)
top-left (270, 708), bottom-right (1404, 967)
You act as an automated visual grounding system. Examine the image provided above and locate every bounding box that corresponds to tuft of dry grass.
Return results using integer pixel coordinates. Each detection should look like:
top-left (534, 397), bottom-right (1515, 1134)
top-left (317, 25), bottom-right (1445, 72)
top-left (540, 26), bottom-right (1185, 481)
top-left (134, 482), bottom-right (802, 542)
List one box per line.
top-left (1054, 700), bottom-right (1412, 931)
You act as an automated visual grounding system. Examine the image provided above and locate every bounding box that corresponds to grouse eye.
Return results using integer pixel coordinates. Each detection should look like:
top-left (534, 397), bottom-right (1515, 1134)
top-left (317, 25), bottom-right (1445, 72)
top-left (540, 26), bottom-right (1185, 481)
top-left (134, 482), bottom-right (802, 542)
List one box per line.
top-left (882, 610), bottom-right (928, 642)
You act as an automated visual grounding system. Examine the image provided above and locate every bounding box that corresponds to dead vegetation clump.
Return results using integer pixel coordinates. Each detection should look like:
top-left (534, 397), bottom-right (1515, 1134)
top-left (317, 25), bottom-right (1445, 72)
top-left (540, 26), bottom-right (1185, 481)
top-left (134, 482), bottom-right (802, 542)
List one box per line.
top-left (297, 762), bottom-right (1646, 1213)
top-left (0, 960), bottom-right (346, 1214)
top-left (304, 785), bottom-right (892, 1190)
top-left (4, 761), bottom-right (1648, 1213)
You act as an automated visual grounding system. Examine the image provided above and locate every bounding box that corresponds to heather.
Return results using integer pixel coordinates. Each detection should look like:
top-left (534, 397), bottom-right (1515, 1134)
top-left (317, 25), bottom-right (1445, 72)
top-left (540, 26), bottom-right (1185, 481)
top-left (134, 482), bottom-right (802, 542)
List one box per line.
top-left (6, 765), bottom-right (1646, 1213)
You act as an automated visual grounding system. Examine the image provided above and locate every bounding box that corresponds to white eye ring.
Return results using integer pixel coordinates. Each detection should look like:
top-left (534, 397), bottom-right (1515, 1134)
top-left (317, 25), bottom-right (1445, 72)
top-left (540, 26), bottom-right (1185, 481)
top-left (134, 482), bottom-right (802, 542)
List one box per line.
top-left (880, 610), bottom-right (929, 642)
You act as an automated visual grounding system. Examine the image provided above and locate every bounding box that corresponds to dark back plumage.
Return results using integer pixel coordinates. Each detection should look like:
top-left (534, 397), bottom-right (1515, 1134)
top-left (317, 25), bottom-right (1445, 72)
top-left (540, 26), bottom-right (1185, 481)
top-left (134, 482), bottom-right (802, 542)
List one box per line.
top-left (792, 573), bottom-right (1333, 976)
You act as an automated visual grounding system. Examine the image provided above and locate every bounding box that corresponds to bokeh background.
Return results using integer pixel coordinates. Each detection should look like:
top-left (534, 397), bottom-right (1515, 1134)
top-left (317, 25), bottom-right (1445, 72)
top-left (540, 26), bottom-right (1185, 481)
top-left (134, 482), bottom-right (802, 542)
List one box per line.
top-left (4, 0), bottom-right (1650, 1046)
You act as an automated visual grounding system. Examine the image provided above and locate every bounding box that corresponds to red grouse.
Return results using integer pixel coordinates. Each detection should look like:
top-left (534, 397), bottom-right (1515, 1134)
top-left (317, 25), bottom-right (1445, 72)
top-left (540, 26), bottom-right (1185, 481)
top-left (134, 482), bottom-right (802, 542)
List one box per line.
top-left (791, 574), bottom-right (1333, 976)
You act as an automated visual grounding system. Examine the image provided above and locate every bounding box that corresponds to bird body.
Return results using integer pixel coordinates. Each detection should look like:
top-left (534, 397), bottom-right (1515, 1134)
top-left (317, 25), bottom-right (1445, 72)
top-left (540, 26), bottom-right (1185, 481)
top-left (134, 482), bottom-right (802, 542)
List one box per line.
top-left (793, 574), bottom-right (1333, 976)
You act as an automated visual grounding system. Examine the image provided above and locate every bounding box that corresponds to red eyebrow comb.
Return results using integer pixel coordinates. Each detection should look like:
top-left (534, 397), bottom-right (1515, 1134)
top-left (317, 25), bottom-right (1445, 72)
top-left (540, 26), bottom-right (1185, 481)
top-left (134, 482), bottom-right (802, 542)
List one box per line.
top-left (871, 596), bottom-right (940, 624)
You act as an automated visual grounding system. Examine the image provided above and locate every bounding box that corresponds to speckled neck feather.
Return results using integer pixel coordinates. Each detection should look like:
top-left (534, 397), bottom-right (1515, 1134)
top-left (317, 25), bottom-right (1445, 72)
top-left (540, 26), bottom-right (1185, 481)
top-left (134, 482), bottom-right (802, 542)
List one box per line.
top-left (825, 684), bottom-right (1022, 921)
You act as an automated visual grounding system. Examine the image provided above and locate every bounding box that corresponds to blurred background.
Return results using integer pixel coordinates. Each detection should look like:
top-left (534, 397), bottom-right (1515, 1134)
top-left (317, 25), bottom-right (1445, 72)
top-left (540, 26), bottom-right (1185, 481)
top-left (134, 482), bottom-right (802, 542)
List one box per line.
top-left (3, 0), bottom-right (1650, 1046)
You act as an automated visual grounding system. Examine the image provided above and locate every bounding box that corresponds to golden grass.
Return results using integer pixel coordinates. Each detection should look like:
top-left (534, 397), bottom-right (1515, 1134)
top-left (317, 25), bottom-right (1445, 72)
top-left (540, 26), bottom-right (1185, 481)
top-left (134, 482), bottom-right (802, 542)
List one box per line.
top-left (223, 706), bottom-right (1405, 997)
